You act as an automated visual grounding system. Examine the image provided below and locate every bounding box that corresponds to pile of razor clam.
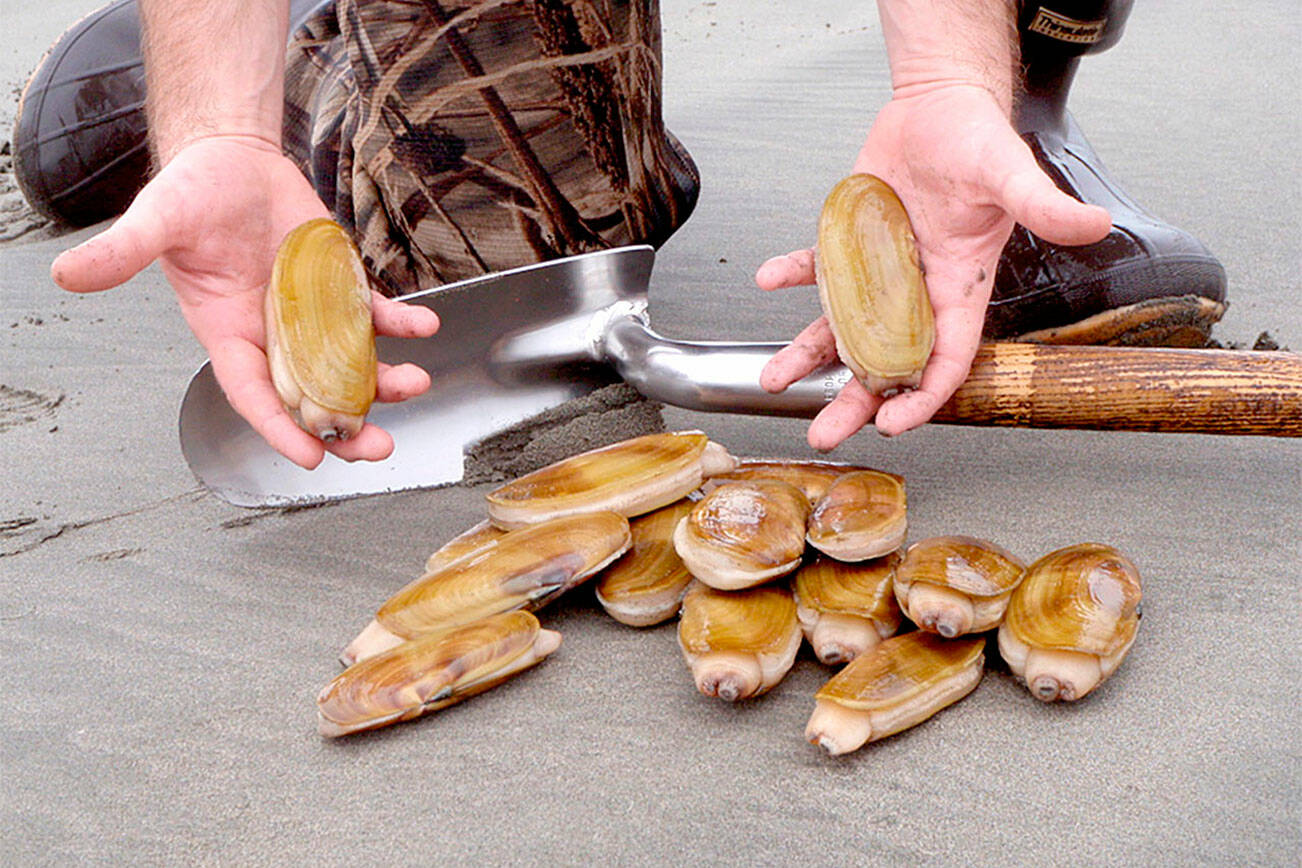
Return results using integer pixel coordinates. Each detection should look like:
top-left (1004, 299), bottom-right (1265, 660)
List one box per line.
top-left (265, 182), bottom-right (1142, 752)
top-left (315, 431), bottom-right (1144, 751)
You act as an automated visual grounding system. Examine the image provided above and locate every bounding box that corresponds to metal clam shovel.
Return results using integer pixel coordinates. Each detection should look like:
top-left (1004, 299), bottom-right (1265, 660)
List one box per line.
top-left (178, 245), bottom-right (1302, 507)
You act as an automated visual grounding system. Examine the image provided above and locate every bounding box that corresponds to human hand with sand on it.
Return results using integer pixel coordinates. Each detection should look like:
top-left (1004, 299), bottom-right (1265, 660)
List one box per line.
top-left (755, 1), bottom-right (1111, 452)
top-left (756, 86), bottom-right (1111, 450)
top-left (47, 0), bottom-right (438, 470)
top-left (49, 137), bottom-right (439, 470)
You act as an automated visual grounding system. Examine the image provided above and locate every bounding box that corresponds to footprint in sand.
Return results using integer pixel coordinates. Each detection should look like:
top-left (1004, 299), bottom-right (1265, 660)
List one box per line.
top-left (0, 384), bottom-right (64, 432)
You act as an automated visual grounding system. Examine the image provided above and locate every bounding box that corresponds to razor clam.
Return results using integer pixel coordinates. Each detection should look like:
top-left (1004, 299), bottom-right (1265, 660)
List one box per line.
top-left (265, 217), bottom-right (377, 441)
top-left (485, 431), bottom-right (736, 529)
top-left (806, 469), bottom-right (907, 562)
top-left (998, 543), bottom-right (1142, 702)
top-left (816, 173), bottom-right (934, 395)
top-left (318, 611), bottom-right (560, 737)
top-left (673, 479), bottom-right (811, 590)
top-left (703, 458), bottom-right (875, 504)
top-left (595, 498), bottom-right (695, 627)
top-left (793, 552), bottom-right (902, 665)
top-left (425, 520), bottom-right (508, 573)
top-left (895, 536), bottom-right (1025, 638)
top-left (342, 512), bottom-right (630, 665)
top-left (677, 581), bottom-right (801, 702)
top-left (806, 632), bottom-right (984, 756)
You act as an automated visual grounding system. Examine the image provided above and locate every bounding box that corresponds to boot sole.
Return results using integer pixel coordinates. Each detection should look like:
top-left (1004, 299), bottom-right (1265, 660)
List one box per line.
top-left (1015, 295), bottom-right (1227, 348)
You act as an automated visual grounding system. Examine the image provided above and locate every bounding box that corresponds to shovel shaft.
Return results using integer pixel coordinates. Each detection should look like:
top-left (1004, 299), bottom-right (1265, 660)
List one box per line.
top-left (933, 343), bottom-right (1302, 436)
top-left (603, 316), bottom-right (1302, 436)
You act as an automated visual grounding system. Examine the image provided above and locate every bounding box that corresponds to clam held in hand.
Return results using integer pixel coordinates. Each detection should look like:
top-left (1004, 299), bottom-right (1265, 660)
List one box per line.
top-left (815, 173), bottom-right (934, 395)
top-left (265, 217), bottom-right (377, 441)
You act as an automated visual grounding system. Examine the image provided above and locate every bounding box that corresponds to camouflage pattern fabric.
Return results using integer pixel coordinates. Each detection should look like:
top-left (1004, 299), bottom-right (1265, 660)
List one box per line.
top-left (283, 0), bottom-right (699, 296)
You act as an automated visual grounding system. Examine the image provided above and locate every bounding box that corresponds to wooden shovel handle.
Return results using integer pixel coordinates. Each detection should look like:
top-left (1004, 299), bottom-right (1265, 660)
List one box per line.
top-left (931, 344), bottom-right (1302, 436)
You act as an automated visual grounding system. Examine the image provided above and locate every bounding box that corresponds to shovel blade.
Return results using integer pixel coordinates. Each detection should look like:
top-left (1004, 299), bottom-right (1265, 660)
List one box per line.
top-left (178, 247), bottom-right (655, 507)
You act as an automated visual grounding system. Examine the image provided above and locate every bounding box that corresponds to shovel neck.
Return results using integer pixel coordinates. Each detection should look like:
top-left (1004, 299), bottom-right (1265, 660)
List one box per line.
top-left (600, 314), bottom-right (841, 417)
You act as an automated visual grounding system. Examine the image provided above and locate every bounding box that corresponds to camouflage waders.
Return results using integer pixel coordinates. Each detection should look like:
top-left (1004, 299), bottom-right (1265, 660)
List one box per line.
top-left (283, 0), bottom-right (699, 296)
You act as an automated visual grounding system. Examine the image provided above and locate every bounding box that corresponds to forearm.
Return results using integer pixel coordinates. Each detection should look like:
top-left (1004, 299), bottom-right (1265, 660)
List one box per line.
top-left (140, 0), bottom-right (291, 163)
top-left (875, 0), bottom-right (1019, 115)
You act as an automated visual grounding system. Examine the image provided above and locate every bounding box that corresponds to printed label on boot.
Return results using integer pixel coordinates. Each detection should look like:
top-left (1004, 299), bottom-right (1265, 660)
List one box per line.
top-left (1027, 8), bottom-right (1108, 44)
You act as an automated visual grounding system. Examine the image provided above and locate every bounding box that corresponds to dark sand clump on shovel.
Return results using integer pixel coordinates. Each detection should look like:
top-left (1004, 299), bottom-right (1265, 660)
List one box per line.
top-left (461, 382), bottom-right (665, 485)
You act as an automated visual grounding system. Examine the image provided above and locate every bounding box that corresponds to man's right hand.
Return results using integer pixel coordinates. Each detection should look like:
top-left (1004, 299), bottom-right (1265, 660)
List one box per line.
top-left (50, 136), bottom-right (440, 469)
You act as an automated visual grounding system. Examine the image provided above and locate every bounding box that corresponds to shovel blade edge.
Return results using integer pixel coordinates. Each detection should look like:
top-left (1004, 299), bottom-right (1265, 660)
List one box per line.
top-left (178, 247), bottom-right (655, 507)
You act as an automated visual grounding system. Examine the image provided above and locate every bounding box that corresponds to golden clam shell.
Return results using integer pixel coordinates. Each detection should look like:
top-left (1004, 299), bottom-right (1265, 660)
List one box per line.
top-left (1002, 543), bottom-right (1141, 656)
top-left (485, 431), bottom-right (736, 529)
top-left (704, 458), bottom-right (875, 504)
top-left (806, 469), bottom-right (907, 562)
top-left (595, 498), bottom-right (695, 627)
top-left (673, 480), bottom-right (811, 590)
top-left (342, 512), bottom-right (630, 665)
top-left (677, 581), bottom-right (801, 702)
top-left (317, 611), bottom-right (561, 737)
top-left (816, 174), bottom-right (934, 395)
top-left (265, 218), bottom-right (377, 441)
top-left (998, 543), bottom-right (1142, 702)
top-left (424, 520), bottom-right (509, 574)
top-left (806, 631), bottom-right (984, 755)
top-left (895, 536), bottom-right (1026, 637)
top-left (793, 552), bottom-right (902, 664)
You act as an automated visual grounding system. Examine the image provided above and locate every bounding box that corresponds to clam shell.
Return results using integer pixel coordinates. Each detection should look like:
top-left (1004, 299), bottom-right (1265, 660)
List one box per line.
top-left (595, 498), bottom-right (695, 627)
top-left (342, 512), bottom-right (630, 664)
top-left (807, 632), bottom-right (984, 754)
top-left (485, 431), bottom-right (736, 529)
top-left (317, 611), bottom-right (561, 737)
top-left (816, 173), bottom-right (934, 395)
top-left (1002, 543), bottom-right (1141, 658)
top-left (806, 470), bottom-right (907, 562)
top-left (678, 581), bottom-right (801, 701)
top-left (794, 552), bottom-right (902, 664)
top-left (894, 536), bottom-right (1025, 636)
top-left (998, 543), bottom-right (1141, 702)
top-left (265, 218), bottom-right (376, 441)
top-left (673, 480), bottom-right (810, 590)
top-left (424, 520), bottom-right (509, 573)
top-left (704, 458), bottom-right (876, 504)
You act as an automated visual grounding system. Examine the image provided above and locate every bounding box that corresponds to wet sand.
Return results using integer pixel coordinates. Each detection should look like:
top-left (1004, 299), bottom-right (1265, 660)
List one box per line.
top-left (2, 1), bottom-right (1298, 864)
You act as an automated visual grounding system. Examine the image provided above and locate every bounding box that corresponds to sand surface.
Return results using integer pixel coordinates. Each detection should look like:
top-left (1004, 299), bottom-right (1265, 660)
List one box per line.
top-left (2, 1), bottom-right (1299, 865)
